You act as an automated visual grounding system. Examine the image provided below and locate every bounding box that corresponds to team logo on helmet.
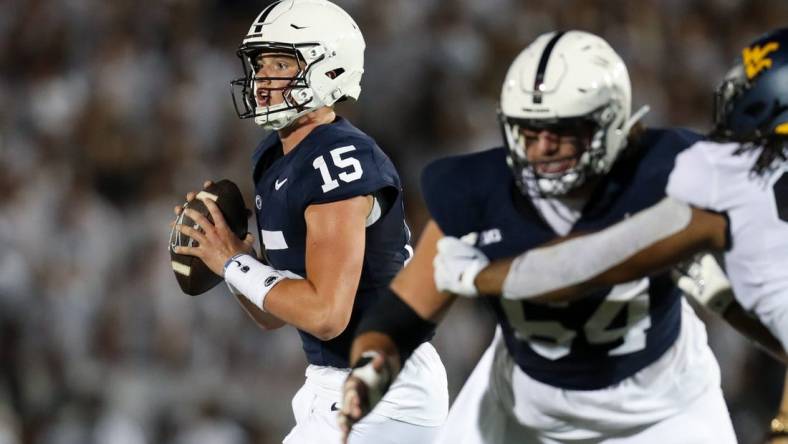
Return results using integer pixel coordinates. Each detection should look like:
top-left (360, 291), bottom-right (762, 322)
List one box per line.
top-left (743, 42), bottom-right (779, 80)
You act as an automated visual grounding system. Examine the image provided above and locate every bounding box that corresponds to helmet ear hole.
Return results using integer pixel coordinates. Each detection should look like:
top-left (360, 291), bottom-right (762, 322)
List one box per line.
top-left (326, 68), bottom-right (345, 79)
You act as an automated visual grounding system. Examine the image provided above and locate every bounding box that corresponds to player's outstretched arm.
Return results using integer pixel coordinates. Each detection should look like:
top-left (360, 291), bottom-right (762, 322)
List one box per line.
top-left (674, 254), bottom-right (787, 363)
top-left (469, 198), bottom-right (728, 302)
top-left (339, 221), bottom-right (455, 443)
top-left (435, 199), bottom-right (788, 364)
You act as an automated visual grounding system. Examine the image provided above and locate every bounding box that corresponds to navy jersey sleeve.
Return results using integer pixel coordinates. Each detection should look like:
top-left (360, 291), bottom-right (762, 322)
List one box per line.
top-left (295, 137), bottom-right (399, 208)
top-left (674, 128), bottom-right (703, 146)
top-left (641, 127), bottom-right (704, 192)
top-left (421, 153), bottom-right (487, 236)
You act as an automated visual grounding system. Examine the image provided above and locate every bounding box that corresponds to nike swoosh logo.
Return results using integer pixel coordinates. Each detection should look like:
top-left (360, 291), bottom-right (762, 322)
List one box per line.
top-left (330, 402), bottom-right (339, 412)
top-left (275, 178), bottom-right (288, 190)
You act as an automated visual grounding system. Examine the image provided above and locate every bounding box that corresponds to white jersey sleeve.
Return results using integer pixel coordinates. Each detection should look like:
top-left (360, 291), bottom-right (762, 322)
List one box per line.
top-left (668, 141), bottom-right (788, 349)
top-left (666, 141), bottom-right (720, 210)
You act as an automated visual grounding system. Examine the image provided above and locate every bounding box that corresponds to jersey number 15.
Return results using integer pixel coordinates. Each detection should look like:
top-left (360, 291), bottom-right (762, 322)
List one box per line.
top-left (313, 145), bottom-right (364, 193)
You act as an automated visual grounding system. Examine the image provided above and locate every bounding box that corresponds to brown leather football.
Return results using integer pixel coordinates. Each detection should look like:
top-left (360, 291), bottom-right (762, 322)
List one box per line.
top-left (169, 180), bottom-right (249, 296)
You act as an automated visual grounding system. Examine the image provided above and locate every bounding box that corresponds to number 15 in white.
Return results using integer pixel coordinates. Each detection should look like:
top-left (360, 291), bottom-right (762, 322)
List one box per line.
top-left (313, 145), bottom-right (364, 193)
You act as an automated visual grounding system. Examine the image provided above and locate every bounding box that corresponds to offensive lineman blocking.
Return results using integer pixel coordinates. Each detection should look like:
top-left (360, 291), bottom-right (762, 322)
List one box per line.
top-left (436, 27), bottom-right (788, 440)
top-left (340, 30), bottom-right (736, 443)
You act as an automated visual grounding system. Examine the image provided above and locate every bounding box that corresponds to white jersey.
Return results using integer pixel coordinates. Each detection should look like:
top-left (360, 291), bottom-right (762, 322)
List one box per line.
top-left (667, 140), bottom-right (788, 346)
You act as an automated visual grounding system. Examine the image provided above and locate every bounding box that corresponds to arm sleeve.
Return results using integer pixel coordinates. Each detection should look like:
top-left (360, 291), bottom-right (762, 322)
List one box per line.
top-left (355, 287), bottom-right (436, 362)
top-left (502, 197), bottom-right (693, 299)
top-left (666, 142), bottom-right (717, 209)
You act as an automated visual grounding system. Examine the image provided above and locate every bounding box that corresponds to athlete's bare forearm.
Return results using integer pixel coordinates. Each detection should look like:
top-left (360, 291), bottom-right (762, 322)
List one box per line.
top-left (233, 293), bottom-right (286, 330)
top-left (261, 196), bottom-right (372, 339)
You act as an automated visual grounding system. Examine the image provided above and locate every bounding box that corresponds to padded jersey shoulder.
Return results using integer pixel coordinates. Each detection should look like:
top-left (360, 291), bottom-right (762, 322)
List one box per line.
top-left (421, 147), bottom-right (509, 236)
top-left (288, 118), bottom-right (402, 208)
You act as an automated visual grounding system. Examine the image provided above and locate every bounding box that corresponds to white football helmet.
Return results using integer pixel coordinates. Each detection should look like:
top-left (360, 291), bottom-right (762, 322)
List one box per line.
top-left (500, 30), bottom-right (648, 196)
top-left (231, 0), bottom-right (365, 130)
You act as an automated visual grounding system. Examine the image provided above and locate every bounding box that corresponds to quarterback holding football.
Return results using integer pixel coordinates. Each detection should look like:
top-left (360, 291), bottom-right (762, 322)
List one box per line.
top-left (171, 1), bottom-right (447, 443)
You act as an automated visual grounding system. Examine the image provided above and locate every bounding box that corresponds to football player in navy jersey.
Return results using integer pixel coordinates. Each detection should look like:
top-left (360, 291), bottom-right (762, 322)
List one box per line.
top-left (172, 1), bottom-right (447, 443)
top-left (339, 30), bottom-right (736, 443)
top-left (434, 27), bottom-right (788, 442)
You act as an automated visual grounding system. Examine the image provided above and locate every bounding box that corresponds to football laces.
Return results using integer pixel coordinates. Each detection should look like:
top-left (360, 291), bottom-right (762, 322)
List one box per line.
top-left (169, 201), bottom-right (192, 251)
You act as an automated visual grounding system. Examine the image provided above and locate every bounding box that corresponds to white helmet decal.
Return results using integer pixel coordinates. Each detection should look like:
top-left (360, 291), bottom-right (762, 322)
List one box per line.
top-left (231, 0), bottom-right (365, 130)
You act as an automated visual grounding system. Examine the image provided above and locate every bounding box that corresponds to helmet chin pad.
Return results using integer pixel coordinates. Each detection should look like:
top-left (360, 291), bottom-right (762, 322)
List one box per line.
top-left (253, 104), bottom-right (298, 130)
top-left (252, 82), bottom-right (318, 130)
top-left (527, 150), bottom-right (590, 196)
top-left (536, 170), bottom-right (583, 195)
top-left (502, 115), bottom-right (601, 197)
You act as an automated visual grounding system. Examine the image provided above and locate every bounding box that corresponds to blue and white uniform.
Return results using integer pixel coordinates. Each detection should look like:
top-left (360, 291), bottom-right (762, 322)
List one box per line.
top-left (423, 129), bottom-right (735, 443)
top-left (252, 117), bottom-right (447, 443)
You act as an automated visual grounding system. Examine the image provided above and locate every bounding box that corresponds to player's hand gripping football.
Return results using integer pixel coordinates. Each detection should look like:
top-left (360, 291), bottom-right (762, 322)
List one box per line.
top-left (172, 180), bottom-right (255, 276)
top-left (433, 235), bottom-right (490, 297)
top-left (339, 351), bottom-right (392, 444)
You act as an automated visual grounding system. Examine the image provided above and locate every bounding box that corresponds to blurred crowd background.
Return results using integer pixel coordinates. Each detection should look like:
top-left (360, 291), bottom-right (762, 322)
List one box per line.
top-left (1, 0), bottom-right (787, 443)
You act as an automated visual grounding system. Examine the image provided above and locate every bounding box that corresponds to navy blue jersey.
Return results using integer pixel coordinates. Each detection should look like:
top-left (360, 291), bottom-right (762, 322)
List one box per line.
top-left (422, 128), bottom-right (702, 390)
top-left (251, 117), bottom-right (410, 368)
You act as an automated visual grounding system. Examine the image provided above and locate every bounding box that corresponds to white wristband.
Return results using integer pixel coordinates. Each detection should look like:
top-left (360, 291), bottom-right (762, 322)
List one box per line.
top-left (223, 254), bottom-right (286, 312)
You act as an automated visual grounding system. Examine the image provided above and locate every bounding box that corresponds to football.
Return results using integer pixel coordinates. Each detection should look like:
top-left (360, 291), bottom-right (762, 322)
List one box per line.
top-left (169, 179), bottom-right (249, 296)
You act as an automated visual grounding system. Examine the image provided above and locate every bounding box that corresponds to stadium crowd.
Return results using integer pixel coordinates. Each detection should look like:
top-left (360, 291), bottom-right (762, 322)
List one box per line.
top-left (1, 0), bottom-right (786, 442)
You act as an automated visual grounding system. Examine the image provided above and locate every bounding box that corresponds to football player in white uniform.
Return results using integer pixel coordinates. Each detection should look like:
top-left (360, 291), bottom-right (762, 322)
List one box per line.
top-left (172, 1), bottom-right (447, 443)
top-left (435, 27), bottom-right (788, 441)
top-left (340, 30), bottom-right (736, 443)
